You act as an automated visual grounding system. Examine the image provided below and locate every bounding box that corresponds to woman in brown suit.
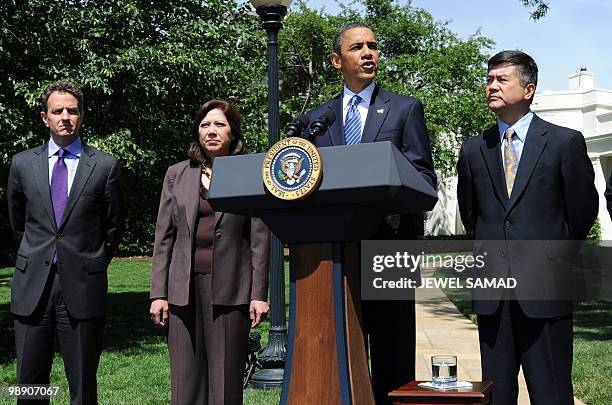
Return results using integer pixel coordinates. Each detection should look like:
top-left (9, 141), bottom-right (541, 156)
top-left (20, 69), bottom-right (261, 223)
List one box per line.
top-left (149, 99), bottom-right (270, 405)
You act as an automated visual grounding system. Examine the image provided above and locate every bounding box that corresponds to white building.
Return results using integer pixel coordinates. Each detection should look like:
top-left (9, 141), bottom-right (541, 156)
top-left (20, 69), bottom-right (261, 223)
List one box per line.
top-left (426, 69), bottom-right (612, 239)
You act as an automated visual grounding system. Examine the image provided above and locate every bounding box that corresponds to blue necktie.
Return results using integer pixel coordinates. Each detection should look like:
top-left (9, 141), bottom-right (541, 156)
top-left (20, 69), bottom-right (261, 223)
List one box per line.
top-left (344, 95), bottom-right (363, 145)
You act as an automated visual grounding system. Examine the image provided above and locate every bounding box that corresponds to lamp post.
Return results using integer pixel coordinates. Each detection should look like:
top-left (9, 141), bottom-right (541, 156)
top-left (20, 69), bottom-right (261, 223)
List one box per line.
top-left (249, 0), bottom-right (292, 390)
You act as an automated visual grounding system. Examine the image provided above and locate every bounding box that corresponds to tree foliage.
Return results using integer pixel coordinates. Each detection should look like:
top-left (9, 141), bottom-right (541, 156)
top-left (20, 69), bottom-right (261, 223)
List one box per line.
top-left (279, 0), bottom-right (494, 174)
top-left (0, 0), bottom-right (268, 256)
top-left (520, 0), bottom-right (550, 20)
top-left (0, 0), bottom-right (494, 257)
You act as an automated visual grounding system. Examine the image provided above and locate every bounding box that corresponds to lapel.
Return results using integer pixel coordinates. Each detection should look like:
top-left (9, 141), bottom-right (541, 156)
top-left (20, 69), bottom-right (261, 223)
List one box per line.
top-left (182, 163), bottom-right (226, 236)
top-left (507, 114), bottom-right (547, 211)
top-left (180, 163), bottom-right (201, 236)
top-left (59, 144), bottom-right (96, 229)
top-left (214, 211), bottom-right (224, 230)
top-left (326, 95), bottom-right (344, 146)
top-left (361, 85), bottom-right (390, 144)
top-left (479, 125), bottom-right (509, 210)
top-left (33, 143), bottom-right (57, 230)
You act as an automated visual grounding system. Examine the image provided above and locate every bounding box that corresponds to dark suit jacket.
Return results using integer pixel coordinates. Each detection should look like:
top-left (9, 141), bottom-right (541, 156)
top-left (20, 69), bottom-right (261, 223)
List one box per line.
top-left (305, 84), bottom-right (437, 237)
top-left (150, 160), bottom-right (270, 307)
top-left (605, 172), bottom-right (612, 219)
top-left (7, 142), bottom-right (124, 319)
top-left (457, 114), bottom-right (598, 317)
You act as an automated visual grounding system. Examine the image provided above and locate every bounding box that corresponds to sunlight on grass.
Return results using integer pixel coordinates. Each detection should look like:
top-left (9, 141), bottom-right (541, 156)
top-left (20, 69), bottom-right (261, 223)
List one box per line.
top-left (0, 259), bottom-right (280, 404)
top-left (2, 258), bottom-right (608, 404)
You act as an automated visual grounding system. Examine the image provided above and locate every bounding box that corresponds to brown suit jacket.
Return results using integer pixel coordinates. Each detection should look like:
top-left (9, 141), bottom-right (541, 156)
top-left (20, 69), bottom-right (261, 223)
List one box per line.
top-left (150, 160), bottom-right (270, 306)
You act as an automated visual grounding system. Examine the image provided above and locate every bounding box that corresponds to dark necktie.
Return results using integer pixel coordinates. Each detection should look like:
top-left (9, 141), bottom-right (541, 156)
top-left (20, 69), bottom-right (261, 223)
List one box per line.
top-left (51, 148), bottom-right (69, 227)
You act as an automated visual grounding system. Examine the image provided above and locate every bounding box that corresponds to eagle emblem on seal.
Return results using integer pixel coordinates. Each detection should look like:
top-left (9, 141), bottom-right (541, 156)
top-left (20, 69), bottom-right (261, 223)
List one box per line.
top-left (278, 152), bottom-right (306, 186)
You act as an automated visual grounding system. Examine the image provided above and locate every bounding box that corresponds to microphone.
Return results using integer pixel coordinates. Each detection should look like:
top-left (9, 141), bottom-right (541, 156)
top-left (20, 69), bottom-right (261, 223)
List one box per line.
top-left (309, 111), bottom-right (336, 137)
top-left (284, 114), bottom-right (310, 137)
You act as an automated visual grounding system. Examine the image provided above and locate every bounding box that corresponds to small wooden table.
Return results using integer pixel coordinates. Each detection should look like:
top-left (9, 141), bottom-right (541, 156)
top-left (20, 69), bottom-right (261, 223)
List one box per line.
top-left (389, 380), bottom-right (493, 405)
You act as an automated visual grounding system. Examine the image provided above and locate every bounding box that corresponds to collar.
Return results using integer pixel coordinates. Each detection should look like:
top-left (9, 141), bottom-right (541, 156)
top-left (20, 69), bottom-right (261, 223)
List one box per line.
top-left (343, 81), bottom-right (376, 109)
top-left (498, 111), bottom-right (534, 143)
top-left (48, 137), bottom-right (83, 158)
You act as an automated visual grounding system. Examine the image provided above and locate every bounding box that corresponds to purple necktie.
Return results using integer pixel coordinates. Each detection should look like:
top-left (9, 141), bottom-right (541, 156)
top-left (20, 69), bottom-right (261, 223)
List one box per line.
top-left (51, 148), bottom-right (69, 227)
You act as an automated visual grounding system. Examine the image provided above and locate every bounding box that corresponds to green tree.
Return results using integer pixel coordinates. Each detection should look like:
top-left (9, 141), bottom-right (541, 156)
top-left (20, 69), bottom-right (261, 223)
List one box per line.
top-left (0, 0), bottom-right (268, 255)
top-left (587, 218), bottom-right (602, 241)
top-left (279, 0), bottom-right (494, 174)
top-left (520, 0), bottom-right (550, 19)
top-left (0, 0), bottom-right (495, 257)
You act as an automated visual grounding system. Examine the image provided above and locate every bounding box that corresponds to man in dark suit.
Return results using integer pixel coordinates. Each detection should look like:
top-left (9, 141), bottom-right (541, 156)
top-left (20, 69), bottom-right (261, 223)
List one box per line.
top-left (305, 22), bottom-right (436, 404)
top-left (457, 51), bottom-right (598, 404)
top-left (7, 80), bottom-right (124, 404)
top-left (605, 173), bottom-right (612, 219)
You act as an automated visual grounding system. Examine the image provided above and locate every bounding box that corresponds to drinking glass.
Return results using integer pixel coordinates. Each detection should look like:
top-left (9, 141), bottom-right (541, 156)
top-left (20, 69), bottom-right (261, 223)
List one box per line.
top-left (431, 355), bottom-right (457, 386)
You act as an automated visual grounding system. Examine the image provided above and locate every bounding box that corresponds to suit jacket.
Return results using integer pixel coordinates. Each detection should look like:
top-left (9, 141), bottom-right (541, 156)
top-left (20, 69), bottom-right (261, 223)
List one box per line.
top-left (150, 160), bottom-right (270, 307)
top-left (7, 142), bottom-right (124, 319)
top-left (605, 171), bottom-right (612, 220)
top-left (457, 114), bottom-right (598, 317)
top-left (305, 84), bottom-right (437, 238)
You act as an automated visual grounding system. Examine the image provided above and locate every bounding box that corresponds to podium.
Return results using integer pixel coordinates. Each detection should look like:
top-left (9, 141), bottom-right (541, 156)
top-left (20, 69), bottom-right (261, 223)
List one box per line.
top-left (208, 142), bottom-right (438, 405)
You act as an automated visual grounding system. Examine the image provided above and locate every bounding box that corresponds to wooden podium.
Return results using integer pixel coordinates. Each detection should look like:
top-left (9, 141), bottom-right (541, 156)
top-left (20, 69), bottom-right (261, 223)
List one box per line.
top-left (208, 142), bottom-right (438, 405)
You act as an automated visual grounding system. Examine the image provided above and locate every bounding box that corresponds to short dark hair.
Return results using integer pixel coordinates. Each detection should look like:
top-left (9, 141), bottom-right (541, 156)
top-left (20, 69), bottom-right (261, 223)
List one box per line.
top-left (41, 80), bottom-right (84, 113)
top-left (333, 22), bottom-right (374, 55)
top-left (187, 99), bottom-right (246, 166)
top-left (488, 50), bottom-right (538, 89)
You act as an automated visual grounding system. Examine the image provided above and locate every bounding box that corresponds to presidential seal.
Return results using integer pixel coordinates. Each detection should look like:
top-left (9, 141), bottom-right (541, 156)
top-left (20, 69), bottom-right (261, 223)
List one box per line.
top-left (262, 137), bottom-right (323, 201)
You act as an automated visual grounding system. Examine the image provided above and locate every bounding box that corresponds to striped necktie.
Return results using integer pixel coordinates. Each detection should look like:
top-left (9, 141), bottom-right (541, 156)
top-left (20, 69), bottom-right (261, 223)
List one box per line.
top-left (503, 128), bottom-right (519, 197)
top-left (344, 95), bottom-right (363, 145)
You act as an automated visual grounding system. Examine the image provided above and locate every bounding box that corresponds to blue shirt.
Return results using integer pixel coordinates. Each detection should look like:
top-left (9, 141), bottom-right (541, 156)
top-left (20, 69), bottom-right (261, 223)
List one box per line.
top-left (48, 137), bottom-right (82, 194)
top-left (498, 111), bottom-right (534, 163)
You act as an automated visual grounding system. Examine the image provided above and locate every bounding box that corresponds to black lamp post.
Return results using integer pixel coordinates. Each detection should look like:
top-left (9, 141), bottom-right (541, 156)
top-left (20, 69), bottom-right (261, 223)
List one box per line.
top-left (249, 0), bottom-right (292, 390)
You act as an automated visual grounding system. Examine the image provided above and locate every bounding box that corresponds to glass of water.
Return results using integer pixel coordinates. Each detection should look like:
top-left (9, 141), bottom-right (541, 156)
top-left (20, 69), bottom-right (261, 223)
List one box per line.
top-left (431, 355), bottom-right (457, 386)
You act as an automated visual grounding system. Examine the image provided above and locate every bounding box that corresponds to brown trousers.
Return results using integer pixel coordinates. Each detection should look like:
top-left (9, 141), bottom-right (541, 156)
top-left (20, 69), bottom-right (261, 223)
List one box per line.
top-left (168, 273), bottom-right (250, 405)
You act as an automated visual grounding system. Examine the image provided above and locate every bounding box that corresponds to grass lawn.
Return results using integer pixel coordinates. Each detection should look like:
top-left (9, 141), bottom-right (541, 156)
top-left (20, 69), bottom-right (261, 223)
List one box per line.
top-left (572, 301), bottom-right (612, 405)
top-left (0, 258), bottom-right (281, 404)
top-left (2, 258), bottom-right (610, 404)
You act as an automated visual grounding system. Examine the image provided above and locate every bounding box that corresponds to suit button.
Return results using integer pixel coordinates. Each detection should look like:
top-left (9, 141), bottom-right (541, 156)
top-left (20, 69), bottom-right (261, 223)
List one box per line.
top-left (500, 249), bottom-right (506, 257)
top-left (505, 220), bottom-right (511, 227)
top-left (56, 233), bottom-right (62, 239)
top-left (215, 232), bottom-right (222, 239)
